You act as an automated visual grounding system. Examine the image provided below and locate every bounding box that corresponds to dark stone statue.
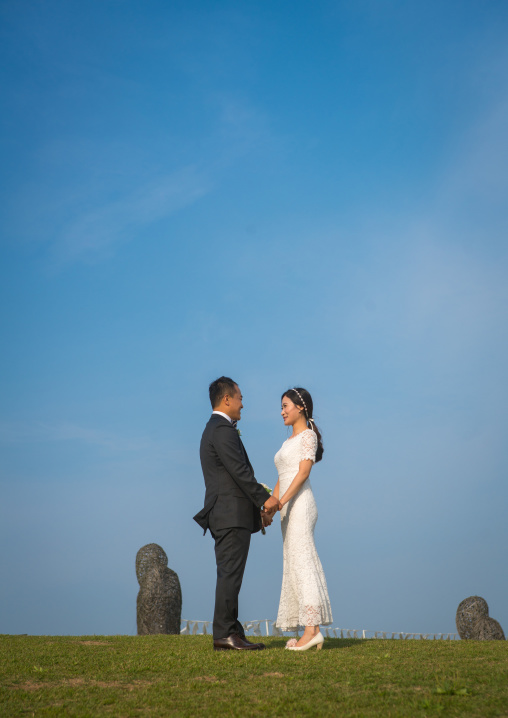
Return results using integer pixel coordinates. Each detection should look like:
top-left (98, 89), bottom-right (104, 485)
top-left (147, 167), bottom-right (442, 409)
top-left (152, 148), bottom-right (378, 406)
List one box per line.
top-left (136, 543), bottom-right (182, 635)
top-left (456, 596), bottom-right (505, 640)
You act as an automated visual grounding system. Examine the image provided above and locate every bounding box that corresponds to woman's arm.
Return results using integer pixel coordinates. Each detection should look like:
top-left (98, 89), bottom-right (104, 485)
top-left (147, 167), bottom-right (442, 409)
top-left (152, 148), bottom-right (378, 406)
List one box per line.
top-left (273, 479), bottom-right (280, 501)
top-left (279, 460), bottom-right (313, 508)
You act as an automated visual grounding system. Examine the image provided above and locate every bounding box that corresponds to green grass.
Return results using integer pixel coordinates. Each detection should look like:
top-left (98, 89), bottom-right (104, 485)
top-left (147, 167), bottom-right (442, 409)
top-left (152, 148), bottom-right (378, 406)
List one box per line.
top-left (1, 635), bottom-right (507, 717)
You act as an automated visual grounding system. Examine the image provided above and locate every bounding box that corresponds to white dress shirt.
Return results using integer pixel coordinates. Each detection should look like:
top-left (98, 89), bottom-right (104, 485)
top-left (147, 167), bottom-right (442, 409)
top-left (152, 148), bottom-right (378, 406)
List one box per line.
top-left (212, 410), bottom-right (233, 423)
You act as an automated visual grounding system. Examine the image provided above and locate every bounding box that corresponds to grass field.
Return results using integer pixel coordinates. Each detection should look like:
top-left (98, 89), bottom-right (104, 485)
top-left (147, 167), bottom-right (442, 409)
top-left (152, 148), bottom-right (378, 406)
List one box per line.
top-left (1, 634), bottom-right (507, 717)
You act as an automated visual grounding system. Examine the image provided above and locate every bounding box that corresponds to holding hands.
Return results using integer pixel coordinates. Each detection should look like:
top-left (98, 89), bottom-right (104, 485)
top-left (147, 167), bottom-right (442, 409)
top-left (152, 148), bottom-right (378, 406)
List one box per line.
top-left (263, 494), bottom-right (282, 516)
top-left (261, 494), bottom-right (282, 529)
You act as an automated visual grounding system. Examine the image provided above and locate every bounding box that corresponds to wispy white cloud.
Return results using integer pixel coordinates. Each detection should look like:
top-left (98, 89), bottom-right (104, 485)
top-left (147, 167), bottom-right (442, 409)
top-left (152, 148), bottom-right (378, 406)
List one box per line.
top-left (403, 91), bottom-right (508, 355)
top-left (48, 165), bottom-right (211, 268)
top-left (0, 420), bottom-right (152, 453)
top-left (215, 95), bottom-right (273, 160)
top-left (436, 101), bottom-right (508, 225)
top-left (370, 75), bottom-right (507, 312)
top-left (28, 97), bottom-right (274, 270)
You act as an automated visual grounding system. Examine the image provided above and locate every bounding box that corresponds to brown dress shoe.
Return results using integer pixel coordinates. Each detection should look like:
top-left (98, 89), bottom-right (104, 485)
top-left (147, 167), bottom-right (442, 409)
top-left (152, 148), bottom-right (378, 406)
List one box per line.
top-left (213, 633), bottom-right (266, 651)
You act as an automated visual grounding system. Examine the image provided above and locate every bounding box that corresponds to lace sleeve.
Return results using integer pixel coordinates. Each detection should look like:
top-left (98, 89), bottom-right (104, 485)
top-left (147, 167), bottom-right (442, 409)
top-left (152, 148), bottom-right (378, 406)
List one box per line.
top-left (300, 430), bottom-right (318, 463)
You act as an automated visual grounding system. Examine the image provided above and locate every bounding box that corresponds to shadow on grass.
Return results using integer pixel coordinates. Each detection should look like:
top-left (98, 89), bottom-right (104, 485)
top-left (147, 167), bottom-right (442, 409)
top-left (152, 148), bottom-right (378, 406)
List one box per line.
top-left (267, 638), bottom-right (365, 650)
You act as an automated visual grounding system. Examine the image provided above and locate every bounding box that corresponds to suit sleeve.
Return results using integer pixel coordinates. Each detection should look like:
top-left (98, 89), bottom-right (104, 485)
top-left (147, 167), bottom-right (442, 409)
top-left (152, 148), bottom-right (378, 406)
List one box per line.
top-left (213, 424), bottom-right (271, 508)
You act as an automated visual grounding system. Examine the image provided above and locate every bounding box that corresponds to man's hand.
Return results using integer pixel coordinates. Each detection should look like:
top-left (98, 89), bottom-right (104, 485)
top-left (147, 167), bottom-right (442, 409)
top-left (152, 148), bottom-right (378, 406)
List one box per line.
top-left (261, 512), bottom-right (273, 528)
top-left (263, 494), bottom-right (282, 516)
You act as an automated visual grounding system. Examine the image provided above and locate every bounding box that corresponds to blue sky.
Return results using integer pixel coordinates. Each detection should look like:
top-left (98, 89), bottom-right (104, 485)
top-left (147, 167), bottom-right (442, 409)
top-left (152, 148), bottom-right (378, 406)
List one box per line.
top-left (1, 0), bottom-right (508, 637)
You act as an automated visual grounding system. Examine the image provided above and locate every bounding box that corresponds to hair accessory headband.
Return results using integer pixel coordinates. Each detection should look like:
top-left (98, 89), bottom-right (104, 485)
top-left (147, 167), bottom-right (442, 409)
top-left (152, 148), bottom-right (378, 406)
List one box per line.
top-left (292, 388), bottom-right (309, 419)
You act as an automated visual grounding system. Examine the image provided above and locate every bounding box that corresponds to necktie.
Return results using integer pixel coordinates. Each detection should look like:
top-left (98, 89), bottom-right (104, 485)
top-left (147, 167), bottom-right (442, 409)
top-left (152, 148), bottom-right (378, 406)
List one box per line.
top-left (231, 420), bottom-right (238, 429)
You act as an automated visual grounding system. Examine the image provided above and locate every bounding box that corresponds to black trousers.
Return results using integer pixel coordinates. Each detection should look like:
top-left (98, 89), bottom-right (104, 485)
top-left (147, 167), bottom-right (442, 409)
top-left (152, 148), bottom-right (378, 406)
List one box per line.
top-left (212, 527), bottom-right (251, 640)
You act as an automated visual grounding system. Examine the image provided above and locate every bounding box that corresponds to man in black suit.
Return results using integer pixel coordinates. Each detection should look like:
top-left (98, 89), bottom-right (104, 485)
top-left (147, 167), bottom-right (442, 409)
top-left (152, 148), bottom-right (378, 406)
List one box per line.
top-left (194, 376), bottom-right (281, 651)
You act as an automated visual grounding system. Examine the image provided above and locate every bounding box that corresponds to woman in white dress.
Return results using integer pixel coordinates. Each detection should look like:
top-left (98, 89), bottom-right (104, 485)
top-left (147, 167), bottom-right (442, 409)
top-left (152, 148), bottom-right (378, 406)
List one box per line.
top-left (273, 388), bottom-right (333, 651)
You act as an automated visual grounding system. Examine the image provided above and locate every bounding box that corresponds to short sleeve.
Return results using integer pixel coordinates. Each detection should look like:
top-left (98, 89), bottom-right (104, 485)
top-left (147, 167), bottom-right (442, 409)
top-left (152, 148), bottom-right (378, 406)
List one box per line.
top-left (300, 430), bottom-right (318, 463)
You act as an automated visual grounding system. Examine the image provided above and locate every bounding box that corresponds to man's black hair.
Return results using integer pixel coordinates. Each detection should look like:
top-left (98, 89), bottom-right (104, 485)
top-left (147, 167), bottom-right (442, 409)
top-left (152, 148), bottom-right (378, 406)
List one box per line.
top-left (209, 376), bottom-right (238, 409)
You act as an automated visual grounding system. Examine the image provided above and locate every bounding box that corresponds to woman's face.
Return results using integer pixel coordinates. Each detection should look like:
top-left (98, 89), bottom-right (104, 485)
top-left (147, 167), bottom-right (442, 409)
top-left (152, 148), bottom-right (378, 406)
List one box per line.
top-left (281, 395), bottom-right (302, 426)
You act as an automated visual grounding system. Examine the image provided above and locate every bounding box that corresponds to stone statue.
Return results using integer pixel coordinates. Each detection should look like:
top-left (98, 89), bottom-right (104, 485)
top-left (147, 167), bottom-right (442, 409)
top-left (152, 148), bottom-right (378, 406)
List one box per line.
top-left (136, 543), bottom-right (182, 635)
top-left (456, 596), bottom-right (505, 640)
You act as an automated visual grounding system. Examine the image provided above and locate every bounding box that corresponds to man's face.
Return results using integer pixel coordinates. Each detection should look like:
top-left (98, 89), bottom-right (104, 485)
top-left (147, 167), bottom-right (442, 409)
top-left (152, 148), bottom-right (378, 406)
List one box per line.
top-left (226, 385), bottom-right (243, 421)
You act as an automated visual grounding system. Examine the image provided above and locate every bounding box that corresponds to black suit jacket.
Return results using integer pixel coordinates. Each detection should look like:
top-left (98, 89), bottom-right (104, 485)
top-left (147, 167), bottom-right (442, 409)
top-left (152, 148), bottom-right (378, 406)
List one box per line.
top-left (194, 414), bottom-right (271, 535)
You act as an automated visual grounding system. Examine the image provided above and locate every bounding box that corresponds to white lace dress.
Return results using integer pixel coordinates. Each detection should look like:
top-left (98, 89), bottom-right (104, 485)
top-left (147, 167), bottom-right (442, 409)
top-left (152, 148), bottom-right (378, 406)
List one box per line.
top-left (275, 429), bottom-right (333, 631)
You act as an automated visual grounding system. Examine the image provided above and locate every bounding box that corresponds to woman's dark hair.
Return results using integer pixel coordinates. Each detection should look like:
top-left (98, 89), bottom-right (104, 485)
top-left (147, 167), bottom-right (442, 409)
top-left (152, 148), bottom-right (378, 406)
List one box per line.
top-left (209, 376), bottom-right (238, 409)
top-left (282, 387), bottom-right (324, 462)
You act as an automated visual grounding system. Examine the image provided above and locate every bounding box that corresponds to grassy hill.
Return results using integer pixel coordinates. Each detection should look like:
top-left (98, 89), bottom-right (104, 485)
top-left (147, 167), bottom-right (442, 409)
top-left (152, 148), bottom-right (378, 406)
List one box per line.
top-left (1, 634), bottom-right (507, 716)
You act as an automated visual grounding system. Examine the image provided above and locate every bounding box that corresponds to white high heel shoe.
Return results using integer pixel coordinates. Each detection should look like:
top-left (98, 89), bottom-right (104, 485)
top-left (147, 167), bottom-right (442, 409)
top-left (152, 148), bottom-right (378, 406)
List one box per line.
top-left (286, 631), bottom-right (324, 651)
